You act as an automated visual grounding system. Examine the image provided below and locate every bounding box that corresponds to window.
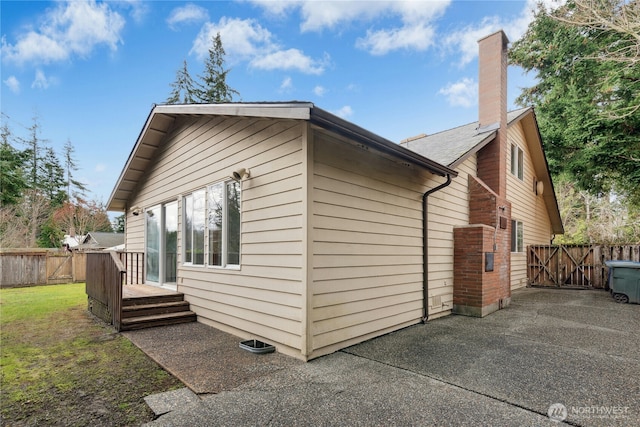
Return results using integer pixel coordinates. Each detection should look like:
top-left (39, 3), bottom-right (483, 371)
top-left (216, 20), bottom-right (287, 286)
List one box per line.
top-left (511, 143), bottom-right (524, 181)
top-left (208, 181), bottom-right (241, 267)
top-left (184, 180), bottom-right (241, 268)
top-left (184, 189), bottom-right (205, 265)
top-left (511, 220), bottom-right (524, 253)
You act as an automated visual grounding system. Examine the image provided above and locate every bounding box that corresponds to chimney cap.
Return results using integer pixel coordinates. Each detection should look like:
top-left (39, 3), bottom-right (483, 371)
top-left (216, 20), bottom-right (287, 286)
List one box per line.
top-left (477, 29), bottom-right (509, 45)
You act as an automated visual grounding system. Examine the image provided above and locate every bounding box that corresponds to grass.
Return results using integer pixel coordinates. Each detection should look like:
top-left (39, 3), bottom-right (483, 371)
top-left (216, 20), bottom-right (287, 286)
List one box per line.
top-left (0, 283), bottom-right (184, 426)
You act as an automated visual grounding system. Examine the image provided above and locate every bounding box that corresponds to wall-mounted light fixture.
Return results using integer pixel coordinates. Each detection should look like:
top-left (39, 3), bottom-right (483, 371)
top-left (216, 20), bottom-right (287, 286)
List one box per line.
top-left (230, 167), bottom-right (251, 181)
top-left (130, 206), bottom-right (142, 216)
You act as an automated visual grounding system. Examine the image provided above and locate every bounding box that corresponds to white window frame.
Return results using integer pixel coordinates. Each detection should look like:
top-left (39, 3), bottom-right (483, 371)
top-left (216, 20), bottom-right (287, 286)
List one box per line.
top-left (511, 219), bottom-right (524, 253)
top-left (183, 189), bottom-right (206, 266)
top-left (207, 180), bottom-right (241, 269)
top-left (511, 143), bottom-right (524, 181)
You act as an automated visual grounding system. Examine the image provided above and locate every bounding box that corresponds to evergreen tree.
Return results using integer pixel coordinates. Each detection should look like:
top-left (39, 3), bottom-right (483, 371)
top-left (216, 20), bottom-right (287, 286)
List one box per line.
top-left (167, 60), bottom-right (198, 104)
top-left (114, 214), bottom-right (125, 233)
top-left (0, 123), bottom-right (27, 205)
top-left (62, 139), bottom-right (87, 201)
top-left (195, 33), bottom-right (239, 103)
top-left (510, 0), bottom-right (640, 206)
top-left (20, 115), bottom-right (44, 190)
top-left (40, 147), bottom-right (66, 207)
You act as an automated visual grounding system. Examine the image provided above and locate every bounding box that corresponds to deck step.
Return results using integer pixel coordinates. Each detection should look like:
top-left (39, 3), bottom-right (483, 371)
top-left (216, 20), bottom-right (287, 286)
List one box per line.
top-left (120, 311), bottom-right (197, 331)
top-left (121, 300), bottom-right (191, 319)
top-left (119, 289), bottom-right (196, 331)
top-left (122, 293), bottom-right (186, 307)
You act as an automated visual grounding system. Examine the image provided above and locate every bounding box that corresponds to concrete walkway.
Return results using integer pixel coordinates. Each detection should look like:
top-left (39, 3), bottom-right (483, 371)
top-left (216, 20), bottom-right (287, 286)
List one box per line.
top-left (124, 288), bottom-right (640, 426)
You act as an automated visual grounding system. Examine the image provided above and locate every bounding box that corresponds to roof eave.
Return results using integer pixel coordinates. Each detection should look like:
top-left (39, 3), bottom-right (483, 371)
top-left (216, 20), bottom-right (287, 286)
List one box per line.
top-left (310, 107), bottom-right (456, 178)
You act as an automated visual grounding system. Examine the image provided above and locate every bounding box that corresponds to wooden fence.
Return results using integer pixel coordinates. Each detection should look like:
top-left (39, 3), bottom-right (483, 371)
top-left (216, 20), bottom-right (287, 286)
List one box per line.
top-left (0, 249), bottom-right (86, 287)
top-left (528, 244), bottom-right (640, 289)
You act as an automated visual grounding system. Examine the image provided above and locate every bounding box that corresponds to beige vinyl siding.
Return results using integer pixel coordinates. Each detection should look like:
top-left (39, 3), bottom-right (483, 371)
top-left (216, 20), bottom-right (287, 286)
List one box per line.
top-left (426, 157), bottom-right (475, 316)
top-left (127, 115), bottom-right (306, 357)
top-left (125, 212), bottom-right (144, 252)
top-left (507, 123), bottom-right (553, 289)
top-left (310, 131), bottom-right (436, 358)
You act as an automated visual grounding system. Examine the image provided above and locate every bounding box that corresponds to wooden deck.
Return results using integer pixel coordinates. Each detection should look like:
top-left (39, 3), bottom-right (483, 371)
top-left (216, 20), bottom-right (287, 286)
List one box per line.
top-left (122, 284), bottom-right (181, 299)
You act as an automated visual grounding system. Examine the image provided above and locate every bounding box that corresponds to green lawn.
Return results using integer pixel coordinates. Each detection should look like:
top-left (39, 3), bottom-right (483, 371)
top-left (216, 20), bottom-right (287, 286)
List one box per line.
top-left (0, 283), bottom-right (183, 426)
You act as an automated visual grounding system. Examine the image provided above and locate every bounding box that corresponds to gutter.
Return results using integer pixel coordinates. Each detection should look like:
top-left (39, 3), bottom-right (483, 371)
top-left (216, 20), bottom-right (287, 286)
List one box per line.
top-left (422, 174), bottom-right (453, 323)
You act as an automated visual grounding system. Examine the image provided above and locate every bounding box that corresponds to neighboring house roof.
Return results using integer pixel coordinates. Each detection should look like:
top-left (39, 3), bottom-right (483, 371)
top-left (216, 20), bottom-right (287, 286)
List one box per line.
top-left (107, 102), bottom-right (457, 212)
top-left (62, 235), bottom-right (82, 248)
top-left (401, 107), bottom-right (563, 234)
top-left (77, 232), bottom-right (124, 249)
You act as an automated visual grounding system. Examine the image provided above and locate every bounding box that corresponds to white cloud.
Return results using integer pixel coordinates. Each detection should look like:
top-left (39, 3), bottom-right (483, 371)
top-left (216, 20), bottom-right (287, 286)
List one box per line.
top-left (121, 0), bottom-right (149, 24)
top-left (31, 69), bottom-right (55, 89)
top-left (333, 105), bottom-right (353, 119)
top-left (280, 76), bottom-right (293, 91)
top-left (167, 3), bottom-right (209, 30)
top-left (356, 22), bottom-right (437, 56)
top-left (191, 18), bottom-right (274, 63)
top-left (4, 76), bottom-right (20, 93)
top-left (191, 17), bottom-right (328, 75)
top-left (443, 0), bottom-right (566, 65)
top-left (250, 0), bottom-right (450, 55)
top-left (95, 164), bottom-right (107, 173)
top-left (313, 85), bottom-right (325, 96)
top-left (438, 78), bottom-right (477, 108)
top-left (250, 49), bottom-right (326, 75)
top-left (1, 0), bottom-right (125, 65)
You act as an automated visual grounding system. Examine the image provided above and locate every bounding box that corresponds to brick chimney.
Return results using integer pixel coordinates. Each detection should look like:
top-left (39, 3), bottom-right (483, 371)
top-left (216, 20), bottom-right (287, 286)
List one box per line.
top-left (452, 30), bottom-right (512, 318)
top-left (476, 30), bottom-right (509, 197)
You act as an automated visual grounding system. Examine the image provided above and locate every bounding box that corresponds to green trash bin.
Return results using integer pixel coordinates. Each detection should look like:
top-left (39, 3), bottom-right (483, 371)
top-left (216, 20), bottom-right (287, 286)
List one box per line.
top-left (605, 261), bottom-right (640, 304)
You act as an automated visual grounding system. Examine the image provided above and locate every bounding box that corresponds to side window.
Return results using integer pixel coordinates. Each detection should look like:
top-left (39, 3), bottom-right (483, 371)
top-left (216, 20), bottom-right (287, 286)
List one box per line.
top-left (207, 180), bottom-right (241, 268)
top-left (510, 143), bottom-right (524, 181)
top-left (511, 220), bottom-right (524, 253)
top-left (184, 189), bottom-right (205, 265)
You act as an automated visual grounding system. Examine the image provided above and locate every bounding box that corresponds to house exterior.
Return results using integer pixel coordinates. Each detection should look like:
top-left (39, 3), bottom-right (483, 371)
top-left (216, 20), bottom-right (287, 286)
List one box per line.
top-left (107, 30), bottom-right (562, 360)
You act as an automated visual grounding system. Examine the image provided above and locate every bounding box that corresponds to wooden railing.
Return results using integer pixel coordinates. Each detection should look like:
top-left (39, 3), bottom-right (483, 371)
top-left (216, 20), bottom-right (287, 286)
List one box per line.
top-left (118, 252), bottom-right (145, 285)
top-left (528, 244), bottom-right (640, 289)
top-left (86, 251), bottom-right (126, 330)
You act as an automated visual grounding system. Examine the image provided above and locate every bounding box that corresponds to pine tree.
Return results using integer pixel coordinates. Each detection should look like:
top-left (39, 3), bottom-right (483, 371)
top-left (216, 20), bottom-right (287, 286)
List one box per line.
top-left (20, 115), bottom-right (44, 190)
top-left (62, 139), bottom-right (87, 201)
top-left (166, 60), bottom-right (198, 104)
top-left (0, 123), bottom-right (27, 205)
top-left (40, 147), bottom-right (66, 207)
top-left (195, 33), bottom-right (239, 103)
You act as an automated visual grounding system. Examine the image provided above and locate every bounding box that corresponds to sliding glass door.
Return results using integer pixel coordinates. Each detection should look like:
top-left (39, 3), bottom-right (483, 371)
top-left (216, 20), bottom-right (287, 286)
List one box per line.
top-left (145, 201), bottom-right (178, 288)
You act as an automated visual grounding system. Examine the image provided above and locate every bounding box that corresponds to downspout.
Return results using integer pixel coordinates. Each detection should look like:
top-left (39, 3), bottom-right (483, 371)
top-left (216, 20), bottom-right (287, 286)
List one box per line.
top-left (422, 174), bottom-right (453, 323)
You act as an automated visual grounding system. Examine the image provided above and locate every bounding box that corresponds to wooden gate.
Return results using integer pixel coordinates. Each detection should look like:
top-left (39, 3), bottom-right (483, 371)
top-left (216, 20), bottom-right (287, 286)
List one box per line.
top-left (528, 245), bottom-right (640, 289)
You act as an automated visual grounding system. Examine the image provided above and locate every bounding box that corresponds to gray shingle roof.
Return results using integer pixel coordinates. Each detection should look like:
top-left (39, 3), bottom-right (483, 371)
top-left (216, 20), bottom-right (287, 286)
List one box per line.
top-left (400, 107), bottom-right (531, 167)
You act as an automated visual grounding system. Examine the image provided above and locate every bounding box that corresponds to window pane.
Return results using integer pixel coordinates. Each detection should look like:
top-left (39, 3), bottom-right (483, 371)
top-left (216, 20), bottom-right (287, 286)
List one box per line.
top-left (164, 202), bottom-right (178, 282)
top-left (146, 206), bottom-right (160, 282)
top-left (184, 196), bottom-right (193, 263)
top-left (208, 183), bottom-right (224, 266)
top-left (227, 181), bottom-right (241, 265)
top-left (511, 220), bottom-right (517, 252)
top-left (193, 190), bottom-right (206, 265)
top-left (517, 221), bottom-right (524, 252)
top-left (511, 144), bottom-right (517, 175)
top-left (517, 147), bottom-right (524, 180)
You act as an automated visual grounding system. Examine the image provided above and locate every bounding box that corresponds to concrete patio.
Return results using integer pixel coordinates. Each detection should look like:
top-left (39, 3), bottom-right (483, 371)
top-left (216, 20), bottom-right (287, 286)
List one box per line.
top-left (123, 288), bottom-right (639, 426)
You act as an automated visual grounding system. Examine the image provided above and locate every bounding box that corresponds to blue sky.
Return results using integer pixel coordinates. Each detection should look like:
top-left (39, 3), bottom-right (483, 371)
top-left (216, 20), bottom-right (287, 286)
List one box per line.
top-left (1, 0), bottom-right (558, 208)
